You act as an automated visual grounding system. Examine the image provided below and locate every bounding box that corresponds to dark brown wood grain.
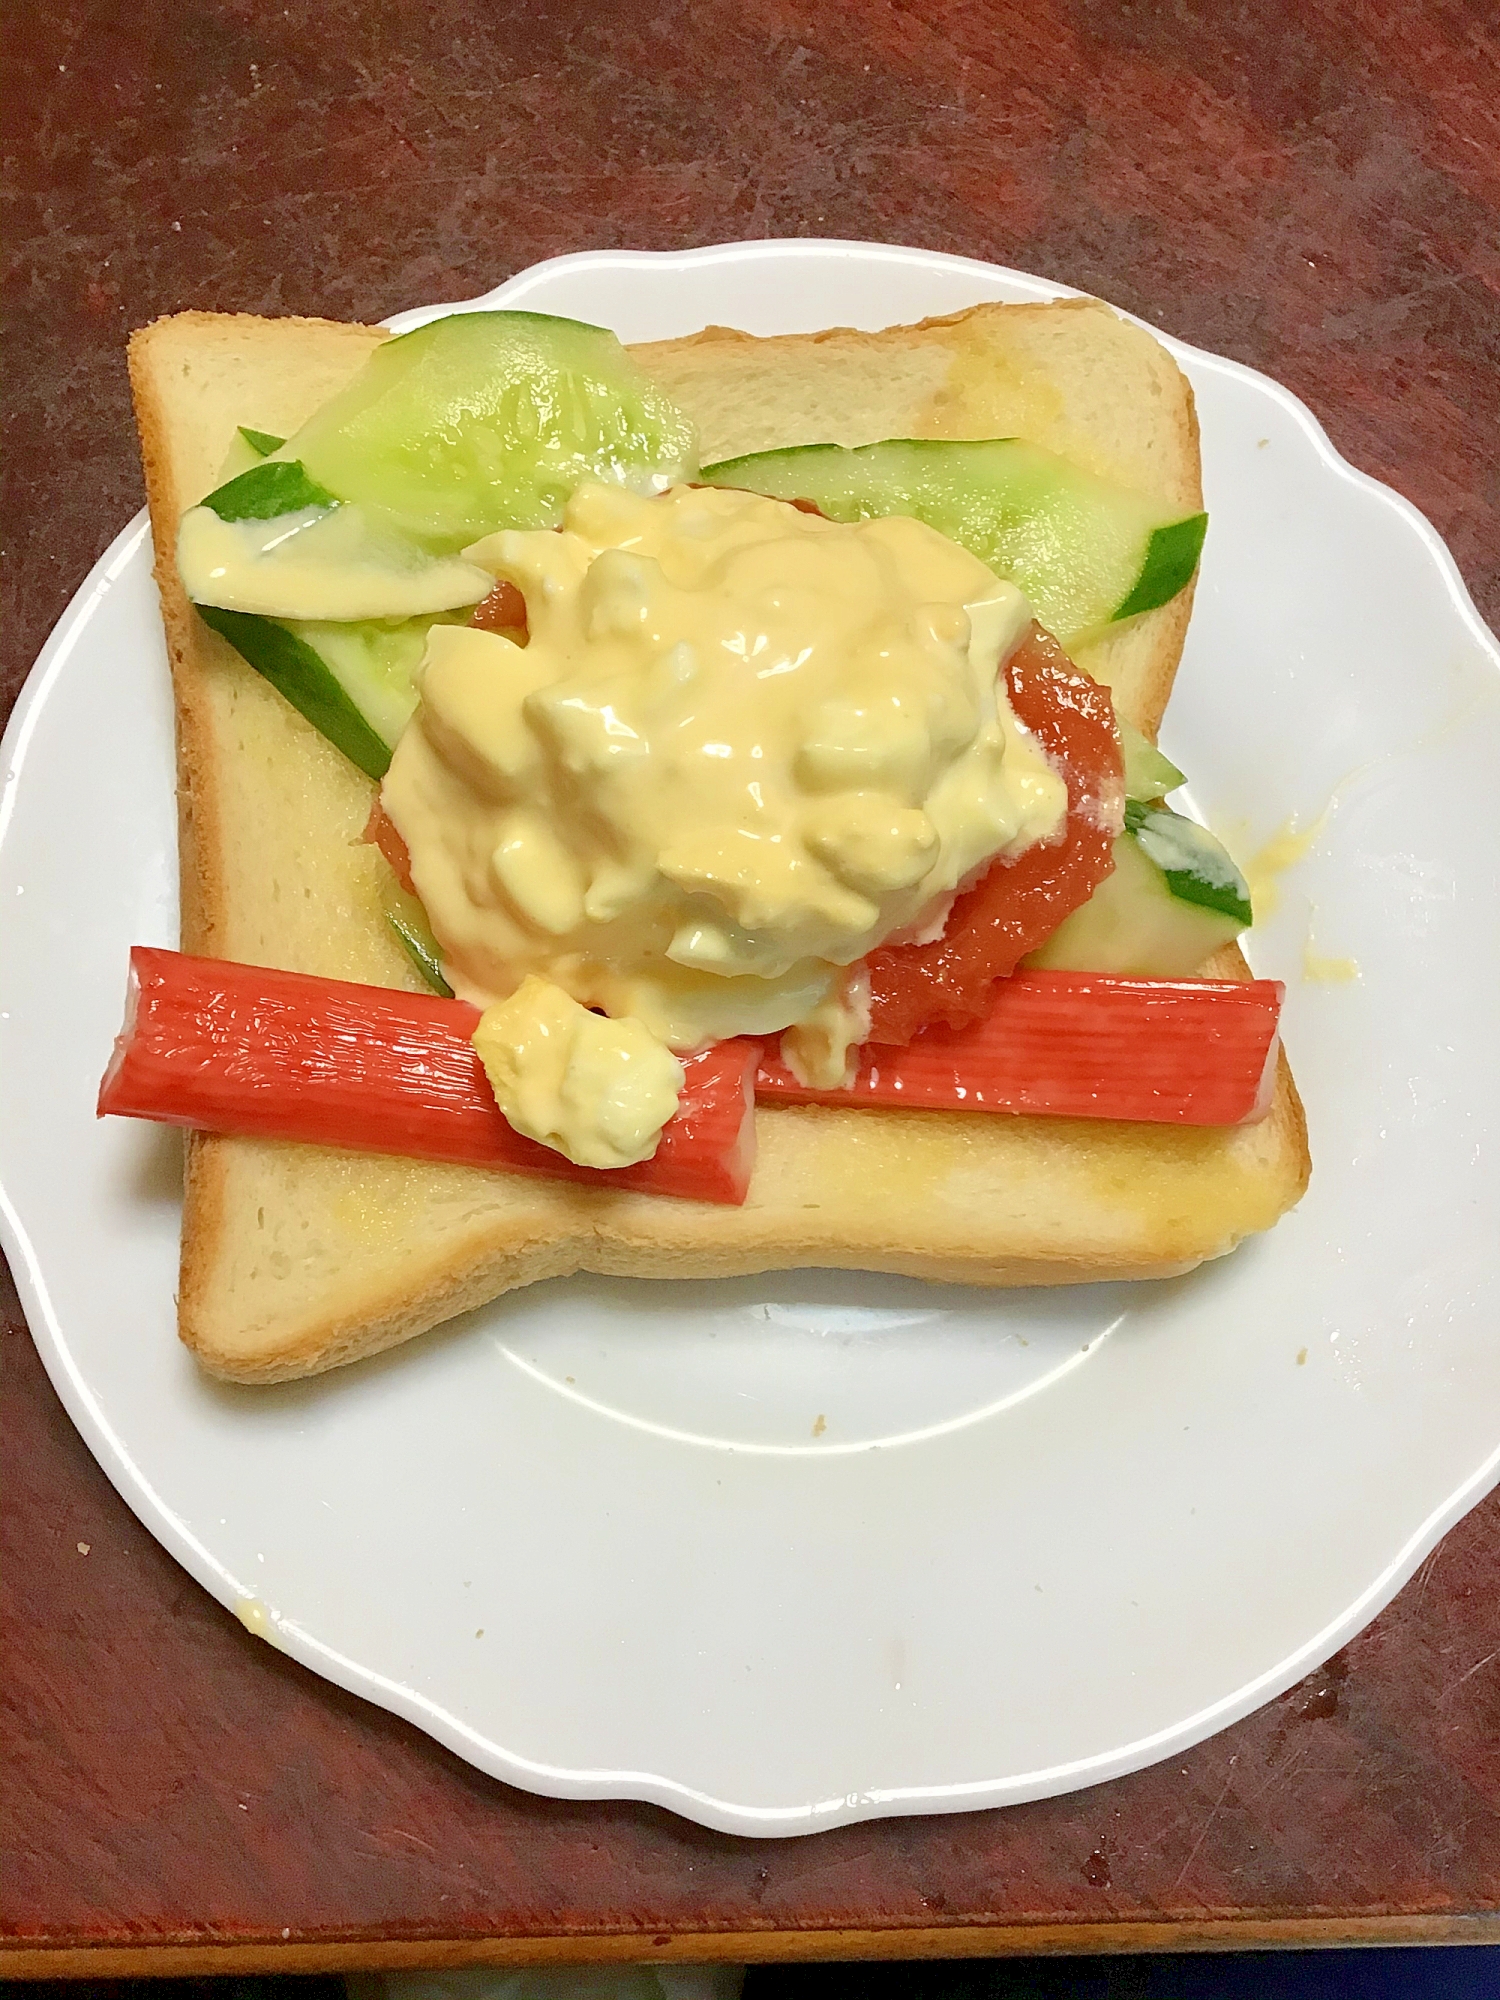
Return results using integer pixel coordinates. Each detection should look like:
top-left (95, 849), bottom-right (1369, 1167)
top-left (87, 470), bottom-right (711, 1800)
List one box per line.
top-left (3, 0), bottom-right (1498, 1971)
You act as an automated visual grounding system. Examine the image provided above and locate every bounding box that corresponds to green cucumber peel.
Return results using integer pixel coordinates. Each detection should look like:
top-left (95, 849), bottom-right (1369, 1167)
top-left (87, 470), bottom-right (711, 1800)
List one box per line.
top-left (200, 458), bottom-right (340, 523)
top-left (1122, 797), bottom-right (1151, 836)
top-left (385, 909), bottom-right (453, 996)
top-left (194, 604), bottom-right (393, 780)
top-left (1113, 512), bottom-right (1208, 619)
top-left (238, 426), bottom-right (286, 457)
top-left (1125, 801), bottom-right (1253, 926)
top-left (698, 438), bottom-right (1205, 646)
top-left (1153, 861), bottom-right (1252, 926)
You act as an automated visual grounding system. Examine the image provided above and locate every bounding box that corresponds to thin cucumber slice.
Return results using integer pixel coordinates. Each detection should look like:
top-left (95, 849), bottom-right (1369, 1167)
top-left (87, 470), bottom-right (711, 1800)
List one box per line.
top-left (194, 606), bottom-right (397, 781)
top-left (384, 901), bottom-right (454, 996)
top-left (698, 439), bottom-right (1206, 647)
top-left (1116, 513), bottom-right (1207, 619)
top-left (195, 605), bottom-right (469, 774)
top-left (1119, 717), bottom-right (1186, 802)
top-left (182, 315), bottom-right (694, 627)
top-left (1125, 800), bottom-right (1253, 926)
top-left (1027, 828), bottom-right (1245, 977)
top-left (199, 599), bottom-right (461, 978)
top-left (277, 612), bottom-right (455, 750)
top-left (283, 311), bottom-right (699, 550)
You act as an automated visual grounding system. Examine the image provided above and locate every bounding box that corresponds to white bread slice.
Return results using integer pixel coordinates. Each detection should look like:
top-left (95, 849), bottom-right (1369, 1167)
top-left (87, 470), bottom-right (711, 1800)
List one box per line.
top-left (127, 304), bottom-right (1307, 1384)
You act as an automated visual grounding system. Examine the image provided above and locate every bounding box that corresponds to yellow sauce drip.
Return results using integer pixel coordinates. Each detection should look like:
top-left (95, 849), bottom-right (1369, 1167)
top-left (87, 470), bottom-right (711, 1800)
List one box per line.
top-left (1243, 811), bottom-right (1328, 920)
top-left (234, 1596), bottom-right (288, 1650)
top-left (1302, 938), bottom-right (1360, 984)
top-left (472, 976), bottom-right (684, 1169)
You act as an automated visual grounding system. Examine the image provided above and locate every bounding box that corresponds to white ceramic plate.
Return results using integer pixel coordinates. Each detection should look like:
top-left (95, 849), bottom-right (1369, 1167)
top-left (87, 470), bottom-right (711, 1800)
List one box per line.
top-left (4, 242), bottom-right (1499, 1839)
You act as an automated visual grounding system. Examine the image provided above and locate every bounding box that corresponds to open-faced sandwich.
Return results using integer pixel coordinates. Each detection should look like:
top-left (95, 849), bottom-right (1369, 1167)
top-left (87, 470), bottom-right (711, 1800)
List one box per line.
top-left (103, 298), bottom-right (1308, 1381)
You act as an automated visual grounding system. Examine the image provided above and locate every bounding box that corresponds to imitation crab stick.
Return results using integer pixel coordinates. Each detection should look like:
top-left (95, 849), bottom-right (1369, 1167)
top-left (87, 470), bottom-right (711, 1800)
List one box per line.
top-left (756, 972), bottom-right (1284, 1126)
top-left (100, 949), bottom-right (1282, 1209)
top-left (98, 948), bottom-right (759, 1204)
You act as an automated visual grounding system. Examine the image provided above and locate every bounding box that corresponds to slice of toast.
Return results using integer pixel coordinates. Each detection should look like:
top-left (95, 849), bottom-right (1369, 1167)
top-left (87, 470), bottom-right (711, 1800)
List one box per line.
top-left (127, 302), bottom-right (1308, 1383)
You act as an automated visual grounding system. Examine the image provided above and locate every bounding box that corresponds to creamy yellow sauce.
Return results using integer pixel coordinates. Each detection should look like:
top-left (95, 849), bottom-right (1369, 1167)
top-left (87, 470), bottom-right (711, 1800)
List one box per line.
top-left (1302, 938), bottom-right (1360, 984)
top-left (177, 500), bottom-right (491, 621)
top-left (383, 481), bottom-right (1063, 1112)
top-left (234, 1596), bottom-right (287, 1650)
top-left (472, 975), bottom-right (685, 1168)
top-left (1242, 811), bottom-right (1327, 920)
top-left (1239, 811), bottom-right (1360, 983)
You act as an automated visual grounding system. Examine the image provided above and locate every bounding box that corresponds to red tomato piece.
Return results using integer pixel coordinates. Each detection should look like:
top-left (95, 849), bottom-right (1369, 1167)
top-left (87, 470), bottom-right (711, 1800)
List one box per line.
top-left (865, 625), bottom-right (1124, 1045)
top-left (469, 579), bottom-right (528, 636)
top-left (362, 797), bottom-right (416, 897)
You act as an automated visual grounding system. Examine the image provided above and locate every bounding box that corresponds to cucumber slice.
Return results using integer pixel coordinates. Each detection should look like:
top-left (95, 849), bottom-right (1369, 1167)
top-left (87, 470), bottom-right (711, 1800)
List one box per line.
top-left (194, 606), bottom-right (469, 776)
top-left (1026, 827), bottom-right (1245, 977)
top-left (182, 316), bottom-right (694, 626)
top-left (283, 311), bottom-right (699, 550)
top-left (198, 598), bottom-right (462, 985)
top-left (194, 600), bottom-right (434, 780)
top-left (1119, 718), bottom-right (1185, 802)
top-left (1125, 800), bottom-right (1252, 926)
top-left (277, 612), bottom-right (455, 750)
top-left (697, 439), bottom-right (1206, 647)
top-left (1115, 513), bottom-right (1207, 619)
top-left (384, 899), bottom-right (454, 996)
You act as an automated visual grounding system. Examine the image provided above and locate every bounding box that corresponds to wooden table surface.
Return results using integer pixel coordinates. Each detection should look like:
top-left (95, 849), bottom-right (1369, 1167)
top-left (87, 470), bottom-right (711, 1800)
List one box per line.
top-left (5, 0), bottom-right (1499, 1975)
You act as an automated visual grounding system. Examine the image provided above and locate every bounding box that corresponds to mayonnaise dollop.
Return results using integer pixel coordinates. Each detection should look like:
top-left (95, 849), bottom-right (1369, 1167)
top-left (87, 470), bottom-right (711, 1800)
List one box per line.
top-left (383, 481), bottom-right (1066, 1103)
top-left (473, 976), bottom-right (685, 1168)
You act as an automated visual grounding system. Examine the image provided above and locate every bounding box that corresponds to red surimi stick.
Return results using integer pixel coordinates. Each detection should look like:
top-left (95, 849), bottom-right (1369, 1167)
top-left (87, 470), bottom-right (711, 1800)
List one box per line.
top-left (98, 948), bottom-right (759, 1205)
top-left (98, 952), bottom-right (1281, 1220)
top-left (755, 971), bottom-right (1283, 1126)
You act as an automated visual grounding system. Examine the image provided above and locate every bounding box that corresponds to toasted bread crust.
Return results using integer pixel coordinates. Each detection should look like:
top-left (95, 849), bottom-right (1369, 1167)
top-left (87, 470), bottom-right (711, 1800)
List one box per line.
top-left (128, 302), bottom-right (1307, 1383)
top-left (128, 311), bottom-right (391, 957)
top-left (184, 1066), bottom-right (1311, 1385)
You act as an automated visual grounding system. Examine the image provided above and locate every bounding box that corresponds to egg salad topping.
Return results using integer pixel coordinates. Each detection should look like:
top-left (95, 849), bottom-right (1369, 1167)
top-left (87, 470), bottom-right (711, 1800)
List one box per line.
top-left (382, 480), bottom-right (1065, 1155)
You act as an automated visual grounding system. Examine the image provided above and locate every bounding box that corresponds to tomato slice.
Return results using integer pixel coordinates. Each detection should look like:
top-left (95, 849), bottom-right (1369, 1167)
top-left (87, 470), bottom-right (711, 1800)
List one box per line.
top-left (469, 579), bottom-right (528, 634)
top-left (362, 797), bottom-right (416, 896)
top-left (865, 626), bottom-right (1124, 1045)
